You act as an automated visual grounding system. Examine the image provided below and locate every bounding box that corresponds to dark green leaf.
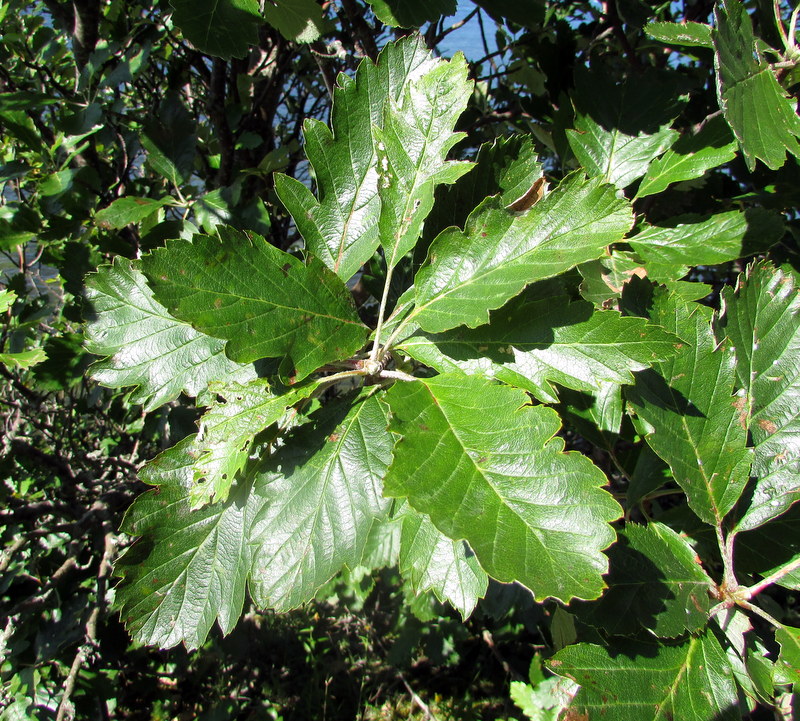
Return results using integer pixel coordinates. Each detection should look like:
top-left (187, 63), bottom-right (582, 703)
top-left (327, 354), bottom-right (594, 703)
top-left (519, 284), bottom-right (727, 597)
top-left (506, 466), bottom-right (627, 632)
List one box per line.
top-left (364, 0), bottom-right (455, 27)
top-left (636, 116), bottom-right (737, 198)
top-left (85, 257), bottom-right (255, 412)
top-left (140, 227), bottom-right (368, 381)
top-left (384, 375), bottom-right (621, 602)
top-left (262, 0), bottom-right (326, 43)
top-left (713, 0), bottom-right (800, 170)
top-left (548, 632), bottom-right (741, 721)
top-left (399, 295), bottom-right (680, 403)
top-left (627, 209), bottom-right (784, 283)
top-left (169, 0), bottom-right (261, 59)
top-left (575, 522), bottom-right (713, 638)
top-left (775, 625), bottom-right (800, 689)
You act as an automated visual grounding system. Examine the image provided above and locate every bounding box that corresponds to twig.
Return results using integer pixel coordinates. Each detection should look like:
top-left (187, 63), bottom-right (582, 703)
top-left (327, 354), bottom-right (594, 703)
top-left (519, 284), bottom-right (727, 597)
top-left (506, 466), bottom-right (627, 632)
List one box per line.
top-left (398, 672), bottom-right (441, 721)
top-left (745, 555), bottom-right (800, 599)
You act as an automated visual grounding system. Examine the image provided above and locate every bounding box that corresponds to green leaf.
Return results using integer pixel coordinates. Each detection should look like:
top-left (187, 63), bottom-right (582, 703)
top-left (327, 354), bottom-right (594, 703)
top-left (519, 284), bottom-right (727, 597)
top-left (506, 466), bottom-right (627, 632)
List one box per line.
top-left (399, 294), bottom-right (680, 404)
top-left (775, 625), bottom-right (800, 690)
top-left (374, 51), bottom-right (473, 271)
top-left (249, 390), bottom-right (393, 610)
top-left (717, 262), bottom-right (800, 531)
top-left (626, 291), bottom-right (751, 525)
top-left (0, 348), bottom-right (47, 370)
top-left (169, 0), bottom-right (261, 59)
top-left (140, 226), bottom-right (368, 381)
top-left (190, 379), bottom-right (316, 508)
top-left (574, 522), bottom-right (713, 638)
top-left (384, 375), bottom-right (621, 602)
top-left (412, 175), bottom-right (633, 333)
top-left (735, 505), bottom-right (800, 591)
top-left (364, 0), bottom-right (456, 27)
top-left (627, 209), bottom-right (784, 283)
top-left (275, 36), bottom-right (441, 280)
top-left (568, 115), bottom-right (677, 189)
top-left (419, 134), bottom-right (543, 260)
top-left (713, 0), bottom-right (800, 170)
top-left (85, 257), bottom-right (255, 412)
top-left (94, 197), bottom-right (172, 230)
top-left (115, 437), bottom-right (266, 649)
top-left (398, 506), bottom-right (488, 619)
top-left (636, 116), bottom-right (738, 198)
top-left (548, 632), bottom-right (741, 721)
top-left (645, 21), bottom-right (713, 48)
top-left (262, 0), bottom-right (326, 43)
top-left (577, 251), bottom-right (647, 308)
top-left (0, 289), bottom-right (15, 313)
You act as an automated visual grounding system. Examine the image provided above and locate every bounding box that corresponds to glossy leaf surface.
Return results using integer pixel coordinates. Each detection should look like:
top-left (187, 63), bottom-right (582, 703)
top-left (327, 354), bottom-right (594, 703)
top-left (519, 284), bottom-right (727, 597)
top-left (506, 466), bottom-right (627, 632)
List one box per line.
top-left (85, 257), bottom-right (255, 412)
top-left (413, 175), bottom-right (633, 333)
top-left (384, 375), bottom-right (621, 602)
top-left (140, 227), bottom-right (368, 380)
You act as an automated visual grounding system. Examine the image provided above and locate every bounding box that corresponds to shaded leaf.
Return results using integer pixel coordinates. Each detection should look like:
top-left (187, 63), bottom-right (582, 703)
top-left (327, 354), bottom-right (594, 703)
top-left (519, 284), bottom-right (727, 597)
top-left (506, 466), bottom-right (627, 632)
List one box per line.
top-left (717, 262), bottom-right (800, 531)
top-left (775, 625), bottom-right (800, 689)
top-left (628, 209), bottom-right (783, 283)
top-left (548, 632), bottom-right (741, 721)
top-left (713, 0), bottom-right (800, 170)
top-left (399, 294), bottom-right (680, 404)
top-left (636, 116), bottom-right (737, 198)
top-left (190, 379), bottom-right (316, 507)
top-left (626, 291), bottom-right (751, 525)
top-left (115, 437), bottom-right (265, 649)
top-left (384, 374), bottom-right (621, 602)
top-left (574, 522), bottom-right (713, 638)
top-left (85, 257), bottom-right (255, 412)
top-left (249, 390), bottom-right (393, 610)
top-left (412, 175), bottom-right (633, 333)
top-left (140, 226), bottom-right (368, 381)
top-left (364, 0), bottom-right (456, 27)
top-left (568, 114), bottom-right (677, 189)
top-left (94, 197), bottom-right (172, 230)
top-left (262, 0), bottom-right (326, 43)
top-left (170, 0), bottom-right (261, 59)
top-left (398, 506), bottom-right (488, 619)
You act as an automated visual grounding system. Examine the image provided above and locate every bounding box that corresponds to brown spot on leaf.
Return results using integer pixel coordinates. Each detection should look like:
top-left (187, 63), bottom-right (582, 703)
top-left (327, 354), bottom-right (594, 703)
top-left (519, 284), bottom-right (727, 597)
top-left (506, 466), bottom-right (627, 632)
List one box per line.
top-left (327, 433), bottom-right (340, 442)
top-left (281, 263), bottom-right (291, 277)
top-left (757, 418), bottom-right (778, 434)
top-left (507, 177), bottom-right (547, 212)
top-left (214, 298), bottom-right (223, 309)
top-left (732, 396), bottom-right (748, 429)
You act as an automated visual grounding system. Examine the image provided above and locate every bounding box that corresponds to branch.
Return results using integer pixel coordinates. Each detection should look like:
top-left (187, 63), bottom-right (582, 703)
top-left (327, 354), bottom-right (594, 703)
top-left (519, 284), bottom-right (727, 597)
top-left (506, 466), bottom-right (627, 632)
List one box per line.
top-left (745, 555), bottom-right (800, 599)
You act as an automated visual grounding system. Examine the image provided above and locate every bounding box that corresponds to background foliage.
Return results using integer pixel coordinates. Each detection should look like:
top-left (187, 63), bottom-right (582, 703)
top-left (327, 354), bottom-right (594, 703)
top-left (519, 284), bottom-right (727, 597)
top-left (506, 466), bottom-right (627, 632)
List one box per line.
top-left (1, 0), bottom-right (800, 719)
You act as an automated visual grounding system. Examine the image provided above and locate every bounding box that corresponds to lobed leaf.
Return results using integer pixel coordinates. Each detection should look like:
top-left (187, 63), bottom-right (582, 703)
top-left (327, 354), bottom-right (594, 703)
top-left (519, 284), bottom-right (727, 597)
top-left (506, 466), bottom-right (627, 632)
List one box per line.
top-left (627, 209), bottom-right (783, 283)
top-left (85, 257), bottom-right (255, 412)
top-left (115, 437), bottom-right (265, 649)
top-left (627, 291), bottom-right (751, 525)
top-left (645, 20), bottom-right (713, 48)
top-left (574, 522), bottom-right (714, 638)
top-left (249, 390), bottom-right (393, 611)
top-left (412, 175), bottom-right (633, 333)
top-left (374, 51), bottom-right (473, 271)
top-left (274, 36), bottom-right (440, 280)
top-left (636, 116), bottom-right (737, 198)
top-left (94, 196), bottom-right (172, 229)
top-left (713, 0), bottom-right (800, 170)
top-left (189, 379), bottom-right (316, 508)
top-left (140, 226), bottom-right (368, 381)
top-left (717, 262), bottom-right (800, 531)
top-left (398, 506), bottom-right (488, 619)
top-left (384, 374), bottom-right (621, 602)
top-left (399, 294), bottom-right (681, 404)
top-left (548, 632), bottom-right (741, 721)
